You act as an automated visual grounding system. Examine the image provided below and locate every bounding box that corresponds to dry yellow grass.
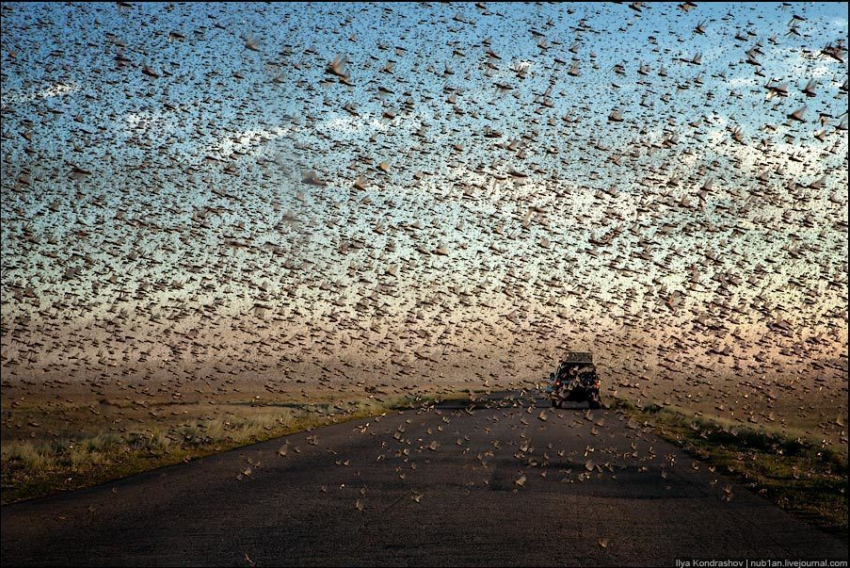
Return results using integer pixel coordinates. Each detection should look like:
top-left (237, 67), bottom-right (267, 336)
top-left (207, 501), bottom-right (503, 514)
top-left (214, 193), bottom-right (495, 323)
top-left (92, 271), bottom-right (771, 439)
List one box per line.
top-left (2, 390), bottom-right (471, 504)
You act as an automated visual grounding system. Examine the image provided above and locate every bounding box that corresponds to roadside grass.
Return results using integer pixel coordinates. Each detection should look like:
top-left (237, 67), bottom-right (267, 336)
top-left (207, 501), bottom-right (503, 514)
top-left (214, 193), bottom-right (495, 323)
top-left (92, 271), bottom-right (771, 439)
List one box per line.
top-left (1, 391), bottom-right (470, 505)
top-left (613, 397), bottom-right (848, 540)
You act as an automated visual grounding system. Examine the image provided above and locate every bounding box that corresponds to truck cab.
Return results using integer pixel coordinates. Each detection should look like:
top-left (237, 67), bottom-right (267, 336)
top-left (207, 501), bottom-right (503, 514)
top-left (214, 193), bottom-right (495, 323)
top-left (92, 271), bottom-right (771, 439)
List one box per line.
top-left (550, 352), bottom-right (601, 409)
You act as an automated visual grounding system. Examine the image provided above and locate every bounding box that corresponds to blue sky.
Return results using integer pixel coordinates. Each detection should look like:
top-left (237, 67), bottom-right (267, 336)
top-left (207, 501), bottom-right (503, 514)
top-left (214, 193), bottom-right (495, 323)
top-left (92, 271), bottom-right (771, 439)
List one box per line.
top-left (1, 2), bottom-right (847, 390)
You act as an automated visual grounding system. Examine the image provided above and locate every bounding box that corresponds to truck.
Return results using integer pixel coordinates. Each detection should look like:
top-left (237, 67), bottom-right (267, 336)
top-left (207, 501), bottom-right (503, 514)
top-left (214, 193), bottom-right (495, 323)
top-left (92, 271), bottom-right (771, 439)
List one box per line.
top-left (549, 352), bottom-right (601, 409)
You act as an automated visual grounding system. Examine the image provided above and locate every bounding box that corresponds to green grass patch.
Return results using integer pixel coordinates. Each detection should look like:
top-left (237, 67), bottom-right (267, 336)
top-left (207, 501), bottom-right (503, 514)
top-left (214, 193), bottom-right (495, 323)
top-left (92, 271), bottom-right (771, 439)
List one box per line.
top-left (612, 396), bottom-right (848, 540)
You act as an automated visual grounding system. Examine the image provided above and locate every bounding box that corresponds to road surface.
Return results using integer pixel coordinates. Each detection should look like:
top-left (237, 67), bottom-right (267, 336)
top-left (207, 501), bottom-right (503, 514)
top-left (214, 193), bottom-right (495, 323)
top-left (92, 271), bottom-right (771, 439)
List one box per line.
top-left (2, 392), bottom-right (847, 566)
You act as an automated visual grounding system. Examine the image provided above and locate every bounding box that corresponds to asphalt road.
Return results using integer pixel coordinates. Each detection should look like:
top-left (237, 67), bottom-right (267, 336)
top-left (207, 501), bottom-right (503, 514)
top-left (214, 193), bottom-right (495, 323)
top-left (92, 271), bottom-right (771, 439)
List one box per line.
top-left (2, 392), bottom-right (847, 566)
